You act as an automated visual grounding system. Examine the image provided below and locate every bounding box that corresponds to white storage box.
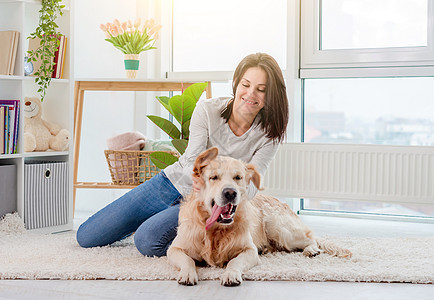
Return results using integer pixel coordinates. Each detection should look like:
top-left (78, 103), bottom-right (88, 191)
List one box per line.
top-left (0, 164), bottom-right (17, 217)
top-left (24, 161), bottom-right (69, 230)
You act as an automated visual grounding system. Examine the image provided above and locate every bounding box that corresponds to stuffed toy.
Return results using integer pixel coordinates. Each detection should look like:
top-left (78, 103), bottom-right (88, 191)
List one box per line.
top-left (23, 97), bottom-right (70, 152)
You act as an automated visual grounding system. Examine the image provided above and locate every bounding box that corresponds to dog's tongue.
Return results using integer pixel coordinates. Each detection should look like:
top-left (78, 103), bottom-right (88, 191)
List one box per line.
top-left (205, 205), bottom-right (224, 230)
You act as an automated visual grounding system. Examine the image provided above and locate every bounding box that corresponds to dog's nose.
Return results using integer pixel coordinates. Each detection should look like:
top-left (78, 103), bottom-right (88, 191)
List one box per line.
top-left (222, 188), bottom-right (237, 202)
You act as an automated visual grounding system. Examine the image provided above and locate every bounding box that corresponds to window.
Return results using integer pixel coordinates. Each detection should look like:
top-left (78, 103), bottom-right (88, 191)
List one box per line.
top-left (321, 0), bottom-right (428, 50)
top-left (304, 77), bottom-right (434, 146)
top-left (172, 0), bottom-right (287, 72)
top-left (300, 0), bottom-right (434, 219)
top-left (301, 0), bottom-right (434, 70)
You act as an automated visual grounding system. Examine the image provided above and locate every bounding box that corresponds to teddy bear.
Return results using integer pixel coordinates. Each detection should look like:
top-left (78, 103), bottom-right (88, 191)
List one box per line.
top-left (23, 97), bottom-right (70, 152)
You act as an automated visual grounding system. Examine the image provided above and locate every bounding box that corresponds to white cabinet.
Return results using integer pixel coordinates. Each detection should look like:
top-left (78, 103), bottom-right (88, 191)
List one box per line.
top-left (0, 0), bottom-right (73, 233)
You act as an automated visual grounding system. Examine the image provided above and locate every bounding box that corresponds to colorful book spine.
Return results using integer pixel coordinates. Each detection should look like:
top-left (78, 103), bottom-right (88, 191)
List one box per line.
top-left (0, 106), bottom-right (5, 154)
top-left (0, 100), bottom-right (20, 154)
top-left (12, 100), bottom-right (20, 153)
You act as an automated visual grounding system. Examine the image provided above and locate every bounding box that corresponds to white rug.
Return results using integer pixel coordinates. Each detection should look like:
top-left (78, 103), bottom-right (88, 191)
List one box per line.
top-left (1, 213), bottom-right (433, 283)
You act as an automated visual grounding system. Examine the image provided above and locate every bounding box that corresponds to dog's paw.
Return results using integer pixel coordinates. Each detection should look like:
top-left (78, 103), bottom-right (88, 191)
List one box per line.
top-left (303, 245), bottom-right (321, 257)
top-left (221, 269), bottom-right (242, 286)
top-left (177, 269), bottom-right (198, 286)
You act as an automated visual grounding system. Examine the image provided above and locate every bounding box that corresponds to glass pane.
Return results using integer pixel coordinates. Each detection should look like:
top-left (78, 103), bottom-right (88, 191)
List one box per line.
top-left (304, 77), bottom-right (434, 146)
top-left (321, 0), bottom-right (428, 49)
top-left (304, 198), bottom-right (434, 218)
top-left (173, 0), bottom-right (287, 72)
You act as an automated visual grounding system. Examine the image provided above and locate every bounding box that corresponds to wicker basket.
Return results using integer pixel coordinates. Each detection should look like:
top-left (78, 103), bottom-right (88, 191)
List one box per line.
top-left (104, 150), bottom-right (178, 185)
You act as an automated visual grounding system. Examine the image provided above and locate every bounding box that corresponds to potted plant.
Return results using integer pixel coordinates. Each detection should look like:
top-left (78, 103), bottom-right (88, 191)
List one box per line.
top-left (147, 82), bottom-right (208, 169)
top-left (27, 0), bottom-right (65, 101)
top-left (99, 18), bottom-right (162, 78)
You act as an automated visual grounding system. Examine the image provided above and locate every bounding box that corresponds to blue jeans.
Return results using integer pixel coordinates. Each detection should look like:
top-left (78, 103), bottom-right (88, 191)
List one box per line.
top-left (76, 171), bottom-right (182, 257)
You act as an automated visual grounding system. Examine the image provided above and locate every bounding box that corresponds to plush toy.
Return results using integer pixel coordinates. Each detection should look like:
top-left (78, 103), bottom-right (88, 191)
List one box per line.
top-left (23, 97), bottom-right (70, 152)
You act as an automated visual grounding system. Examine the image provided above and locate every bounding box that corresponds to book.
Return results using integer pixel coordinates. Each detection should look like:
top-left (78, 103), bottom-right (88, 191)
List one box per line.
top-left (60, 37), bottom-right (67, 79)
top-left (27, 37), bottom-right (43, 77)
top-left (0, 106), bottom-right (4, 154)
top-left (7, 105), bottom-right (15, 154)
top-left (0, 100), bottom-right (20, 154)
top-left (13, 101), bottom-right (20, 154)
top-left (8, 31), bottom-right (19, 75)
top-left (0, 31), bottom-right (20, 75)
top-left (3, 105), bottom-right (9, 153)
top-left (51, 35), bottom-right (65, 78)
top-left (50, 37), bottom-right (60, 78)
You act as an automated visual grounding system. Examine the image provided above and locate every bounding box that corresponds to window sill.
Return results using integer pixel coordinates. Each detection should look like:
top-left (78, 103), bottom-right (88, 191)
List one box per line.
top-left (299, 213), bottom-right (434, 238)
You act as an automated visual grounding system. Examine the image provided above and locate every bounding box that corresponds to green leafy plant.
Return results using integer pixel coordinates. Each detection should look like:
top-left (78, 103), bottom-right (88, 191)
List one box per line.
top-left (147, 82), bottom-right (208, 169)
top-left (27, 0), bottom-right (65, 101)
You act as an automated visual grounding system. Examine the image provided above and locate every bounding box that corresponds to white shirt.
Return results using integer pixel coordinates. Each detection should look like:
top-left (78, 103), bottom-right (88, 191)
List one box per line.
top-left (164, 97), bottom-right (279, 198)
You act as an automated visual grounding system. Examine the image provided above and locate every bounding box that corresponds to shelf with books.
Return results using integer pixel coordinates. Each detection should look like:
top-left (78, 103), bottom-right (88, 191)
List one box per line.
top-left (0, 0), bottom-right (73, 234)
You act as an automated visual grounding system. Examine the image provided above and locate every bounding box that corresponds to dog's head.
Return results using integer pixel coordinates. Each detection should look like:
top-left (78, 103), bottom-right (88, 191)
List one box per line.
top-left (192, 147), bottom-right (262, 230)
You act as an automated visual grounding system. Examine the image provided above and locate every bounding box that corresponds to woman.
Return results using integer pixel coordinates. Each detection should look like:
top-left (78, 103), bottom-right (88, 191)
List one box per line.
top-left (76, 53), bottom-right (289, 256)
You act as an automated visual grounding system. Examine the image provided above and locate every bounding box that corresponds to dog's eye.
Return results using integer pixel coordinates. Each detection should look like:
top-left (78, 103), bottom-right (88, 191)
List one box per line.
top-left (209, 175), bottom-right (219, 181)
top-left (234, 175), bottom-right (242, 180)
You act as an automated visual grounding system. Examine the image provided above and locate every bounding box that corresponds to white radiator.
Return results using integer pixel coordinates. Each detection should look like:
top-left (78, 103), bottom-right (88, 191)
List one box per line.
top-left (263, 143), bottom-right (434, 205)
top-left (24, 162), bottom-right (69, 230)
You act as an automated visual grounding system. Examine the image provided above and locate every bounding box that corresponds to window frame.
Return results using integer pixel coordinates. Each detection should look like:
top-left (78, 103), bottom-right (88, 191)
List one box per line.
top-left (301, 0), bottom-right (434, 78)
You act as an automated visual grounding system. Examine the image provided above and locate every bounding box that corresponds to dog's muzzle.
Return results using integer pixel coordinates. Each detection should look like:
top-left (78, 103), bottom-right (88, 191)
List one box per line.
top-left (205, 188), bottom-right (239, 230)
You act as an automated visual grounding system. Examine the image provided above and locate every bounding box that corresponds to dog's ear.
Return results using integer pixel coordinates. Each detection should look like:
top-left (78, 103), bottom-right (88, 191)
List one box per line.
top-left (193, 147), bottom-right (219, 177)
top-left (246, 163), bottom-right (263, 191)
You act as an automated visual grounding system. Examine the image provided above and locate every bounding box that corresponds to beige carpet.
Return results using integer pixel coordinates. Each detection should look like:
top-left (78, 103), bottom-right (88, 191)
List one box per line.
top-left (1, 213), bottom-right (433, 283)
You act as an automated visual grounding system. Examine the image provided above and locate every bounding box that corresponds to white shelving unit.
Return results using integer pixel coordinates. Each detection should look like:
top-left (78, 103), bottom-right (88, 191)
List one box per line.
top-left (0, 0), bottom-right (73, 233)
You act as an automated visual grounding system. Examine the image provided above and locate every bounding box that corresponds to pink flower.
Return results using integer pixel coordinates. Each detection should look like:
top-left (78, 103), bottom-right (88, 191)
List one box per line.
top-left (134, 18), bottom-right (141, 29)
top-left (108, 24), bottom-right (119, 37)
top-left (148, 19), bottom-right (155, 28)
top-left (143, 19), bottom-right (150, 28)
top-left (117, 24), bottom-right (124, 34)
top-left (148, 24), bottom-right (162, 37)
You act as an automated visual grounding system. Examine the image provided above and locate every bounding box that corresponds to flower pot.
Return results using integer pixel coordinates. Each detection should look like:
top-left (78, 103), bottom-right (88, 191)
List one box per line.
top-left (124, 54), bottom-right (140, 79)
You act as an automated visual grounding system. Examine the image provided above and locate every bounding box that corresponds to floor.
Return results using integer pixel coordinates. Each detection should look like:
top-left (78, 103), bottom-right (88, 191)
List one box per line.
top-left (1, 280), bottom-right (433, 300)
top-left (1, 214), bottom-right (433, 299)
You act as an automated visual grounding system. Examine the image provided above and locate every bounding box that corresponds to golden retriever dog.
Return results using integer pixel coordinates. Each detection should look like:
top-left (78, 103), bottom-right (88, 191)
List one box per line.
top-left (167, 147), bottom-right (352, 286)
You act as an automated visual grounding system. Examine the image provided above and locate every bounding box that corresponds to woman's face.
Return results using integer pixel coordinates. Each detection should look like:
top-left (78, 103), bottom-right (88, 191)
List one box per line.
top-left (234, 67), bottom-right (267, 118)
